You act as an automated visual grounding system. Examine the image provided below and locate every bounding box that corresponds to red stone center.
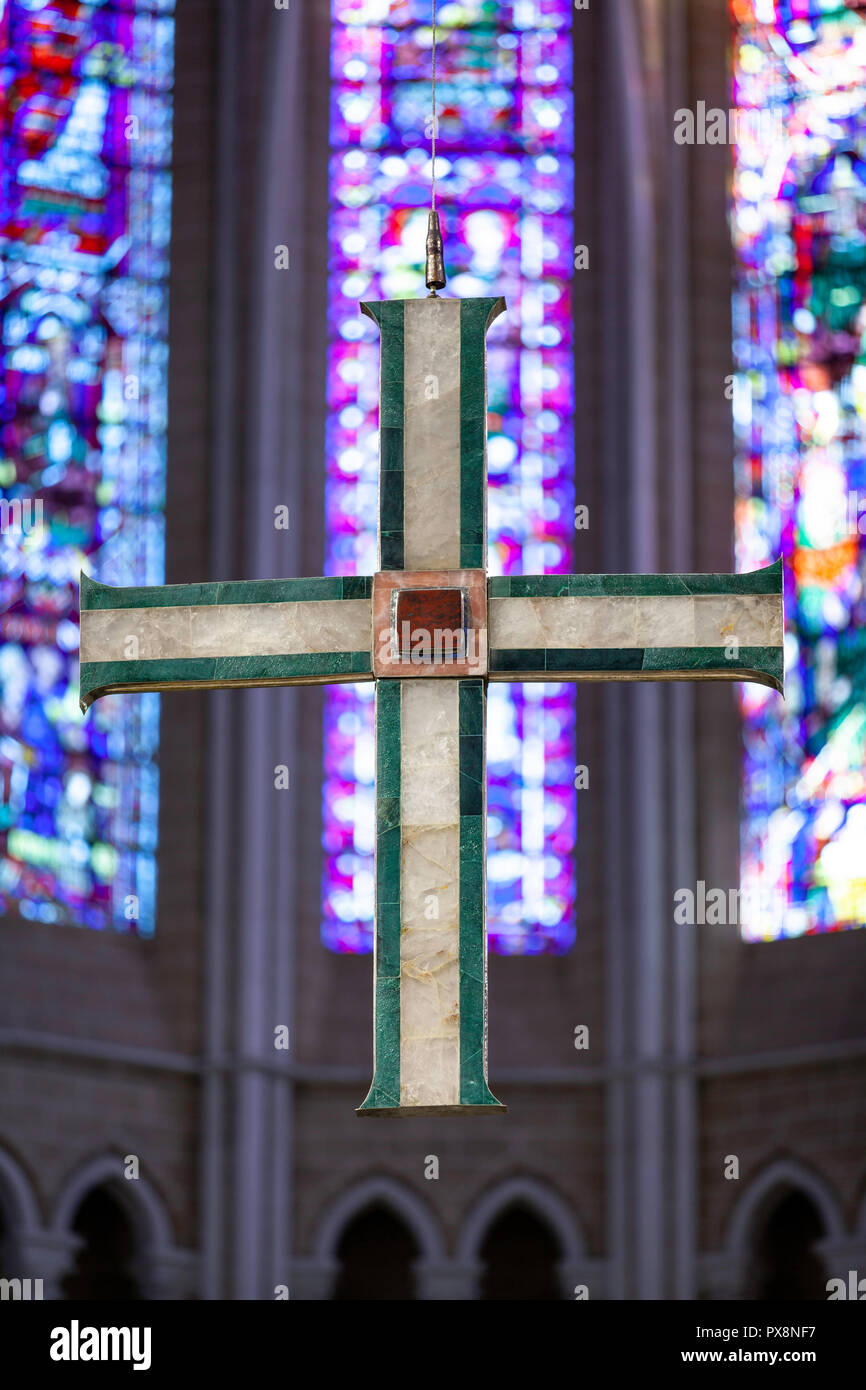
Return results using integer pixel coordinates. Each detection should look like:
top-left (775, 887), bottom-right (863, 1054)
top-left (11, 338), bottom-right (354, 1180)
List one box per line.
top-left (394, 587), bottom-right (466, 662)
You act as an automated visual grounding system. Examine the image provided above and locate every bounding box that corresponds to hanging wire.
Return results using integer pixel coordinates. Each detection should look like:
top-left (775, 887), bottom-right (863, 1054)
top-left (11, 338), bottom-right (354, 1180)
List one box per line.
top-left (424, 0), bottom-right (446, 293)
top-left (431, 0), bottom-right (437, 212)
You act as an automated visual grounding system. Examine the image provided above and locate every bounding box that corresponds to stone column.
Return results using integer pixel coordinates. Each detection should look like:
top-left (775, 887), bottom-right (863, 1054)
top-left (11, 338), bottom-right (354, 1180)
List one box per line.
top-left (291, 1257), bottom-right (339, 1301)
top-left (148, 1247), bottom-right (200, 1300)
top-left (16, 1230), bottom-right (82, 1301)
top-left (415, 1259), bottom-right (482, 1300)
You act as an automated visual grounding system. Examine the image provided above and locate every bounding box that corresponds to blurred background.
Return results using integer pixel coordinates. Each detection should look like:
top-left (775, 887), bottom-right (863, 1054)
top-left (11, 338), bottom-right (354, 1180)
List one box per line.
top-left (0, 0), bottom-right (864, 1300)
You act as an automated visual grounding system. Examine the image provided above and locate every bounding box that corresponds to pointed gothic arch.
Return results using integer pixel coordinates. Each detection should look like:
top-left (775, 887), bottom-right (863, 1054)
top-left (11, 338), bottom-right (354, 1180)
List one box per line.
top-left (50, 1153), bottom-right (195, 1299)
top-left (458, 1176), bottom-right (592, 1300)
top-left (703, 1156), bottom-right (846, 1299)
top-left (290, 1176), bottom-right (447, 1300)
top-left (0, 1144), bottom-right (42, 1276)
top-left (313, 1174), bottom-right (445, 1264)
top-left (725, 1157), bottom-right (846, 1258)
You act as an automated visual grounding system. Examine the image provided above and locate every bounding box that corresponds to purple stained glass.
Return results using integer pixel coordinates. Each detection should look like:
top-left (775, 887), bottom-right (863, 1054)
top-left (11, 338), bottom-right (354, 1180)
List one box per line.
top-left (0, 0), bottom-right (174, 934)
top-left (323, 0), bottom-right (576, 954)
top-left (731, 0), bottom-right (866, 938)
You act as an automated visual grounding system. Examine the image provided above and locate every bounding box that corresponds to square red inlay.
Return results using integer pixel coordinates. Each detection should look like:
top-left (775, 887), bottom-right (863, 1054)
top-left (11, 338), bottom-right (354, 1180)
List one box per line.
top-left (372, 569), bottom-right (487, 678)
top-left (394, 587), bottom-right (465, 660)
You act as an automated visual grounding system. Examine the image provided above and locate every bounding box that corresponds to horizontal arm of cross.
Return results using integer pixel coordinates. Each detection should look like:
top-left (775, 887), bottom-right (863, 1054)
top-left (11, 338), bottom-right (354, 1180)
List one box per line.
top-left (79, 572), bottom-right (373, 710)
top-left (487, 559), bottom-right (784, 693)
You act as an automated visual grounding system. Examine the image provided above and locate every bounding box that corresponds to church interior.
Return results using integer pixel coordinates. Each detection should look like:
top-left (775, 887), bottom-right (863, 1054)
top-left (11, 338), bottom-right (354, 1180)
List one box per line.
top-left (0, 0), bottom-right (865, 1302)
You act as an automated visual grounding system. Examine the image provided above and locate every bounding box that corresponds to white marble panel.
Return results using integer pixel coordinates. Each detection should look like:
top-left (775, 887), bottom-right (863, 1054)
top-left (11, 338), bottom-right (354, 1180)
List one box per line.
top-left (693, 594), bottom-right (782, 648)
top-left (79, 605), bottom-right (194, 662)
top-left (403, 298), bottom-right (461, 570)
top-left (81, 599), bottom-right (371, 662)
top-left (489, 596), bottom-right (637, 649)
top-left (635, 595), bottom-right (695, 646)
top-left (490, 592), bottom-right (782, 651)
top-left (399, 679), bottom-right (461, 1107)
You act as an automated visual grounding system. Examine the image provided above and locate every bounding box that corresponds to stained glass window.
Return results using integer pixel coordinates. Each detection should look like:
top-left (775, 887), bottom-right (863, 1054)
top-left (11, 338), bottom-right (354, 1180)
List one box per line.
top-left (323, 0), bottom-right (575, 954)
top-left (732, 0), bottom-right (866, 938)
top-left (0, 0), bottom-right (174, 934)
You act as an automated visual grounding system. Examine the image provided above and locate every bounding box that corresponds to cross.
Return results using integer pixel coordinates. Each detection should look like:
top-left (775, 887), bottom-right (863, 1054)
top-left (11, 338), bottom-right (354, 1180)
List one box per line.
top-left (79, 289), bottom-right (784, 1118)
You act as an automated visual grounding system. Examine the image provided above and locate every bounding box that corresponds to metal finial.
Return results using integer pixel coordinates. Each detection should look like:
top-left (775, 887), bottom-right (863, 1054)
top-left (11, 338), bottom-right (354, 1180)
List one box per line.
top-left (425, 2), bottom-right (445, 295)
top-left (425, 209), bottom-right (446, 294)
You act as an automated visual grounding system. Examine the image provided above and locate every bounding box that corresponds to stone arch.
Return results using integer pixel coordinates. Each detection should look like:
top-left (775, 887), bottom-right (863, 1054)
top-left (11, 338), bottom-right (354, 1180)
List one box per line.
top-left (0, 1144), bottom-right (42, 1234)
top-left (50, 1153), bottom-right (194, 1299)
top-left (314, 1174), bottom-right (445, 1263)
top-left (707, 1156), bottom-right (847, 1299)
top-left (51, 1153), bottom-right (173, 1247)
top-left (291, 1176), bottom-right (447, 1300)
top-left (0, 1144), bottom-right (42, 1275)
top-left (458, 1176), bottom-right (591, 1299)
top-left (725, 1156), bottom-right (846, 1257)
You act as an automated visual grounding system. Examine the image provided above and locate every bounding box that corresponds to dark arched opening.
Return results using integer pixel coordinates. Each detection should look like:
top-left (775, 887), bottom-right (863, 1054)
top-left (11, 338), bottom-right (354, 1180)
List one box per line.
top-left (754, 1190), bottom-right (827, 1301)
top-left (332, 1203), bottom-right (419, 1300)
top-left (478, 1202), bottom-right (563, 1300)
top-left (61, 1186), bottom-right (143, 1301)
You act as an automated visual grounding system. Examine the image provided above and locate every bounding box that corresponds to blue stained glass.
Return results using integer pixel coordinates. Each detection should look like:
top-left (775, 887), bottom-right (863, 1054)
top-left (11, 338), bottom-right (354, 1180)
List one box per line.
top-left (732, 0), bottom-right (866, 938)
top-left (0, 0), bottom-right (174, 934)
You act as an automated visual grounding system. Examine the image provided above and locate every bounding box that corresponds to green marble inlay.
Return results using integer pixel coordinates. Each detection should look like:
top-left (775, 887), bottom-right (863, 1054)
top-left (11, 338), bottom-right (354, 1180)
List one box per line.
top-left (378, 461), bottom-right (404, 534)
top-left (215, 652), bottom-right (371, 681)
top-left (458, 682), bottom-right (502, 1109)
top-left (359, 679), bottom-right (402, 1112)
top-left (459, 299), bottom-right (505, 570)
top-left (458, 679), bottom-right (484, 735)
top-left (489, 558), bottom-right (783, 600)
top-left (363, 300), bottom-right (405, 572)
top-left (640, 645), bottom-right (784, 685)
top-left (459, 734), bottom-right (483, 817)
top-left (543, 648), bottom-right (643, 673)
top-left (340, 575), bottom-right (374, 600)
top-left (379, 530), bottom-right (404, 571)
top-left (80, 571), bottom-right (370, 612)
top-left (79, 652), bottom-right (373, 709)
top-left (357, 976), bottom-right (401, 1114)
top-left (489, 645), bottom-right (783, 687)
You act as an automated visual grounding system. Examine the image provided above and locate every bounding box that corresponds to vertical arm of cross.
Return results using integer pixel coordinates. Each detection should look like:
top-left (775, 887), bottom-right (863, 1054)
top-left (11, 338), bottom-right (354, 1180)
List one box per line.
top-left (361, 676), bottom-right (495, 1114)
top-left (362, 295), bottom-right (504, 572)
top-left (358, 295), bottom-right (506, 1116)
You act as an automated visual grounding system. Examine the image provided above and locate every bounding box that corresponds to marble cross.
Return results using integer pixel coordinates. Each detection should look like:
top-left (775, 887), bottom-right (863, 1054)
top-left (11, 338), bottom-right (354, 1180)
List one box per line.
top-left (80, 293), bottom-right (784, 1118)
